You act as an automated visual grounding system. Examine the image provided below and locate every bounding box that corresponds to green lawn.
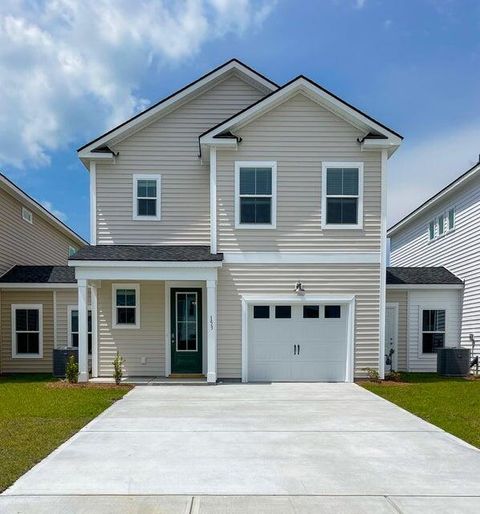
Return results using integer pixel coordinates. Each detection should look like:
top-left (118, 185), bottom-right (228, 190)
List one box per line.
top-left (0, 374), bottom-right (131, 492)
top-left (361, 373), bottom-right (480, 448)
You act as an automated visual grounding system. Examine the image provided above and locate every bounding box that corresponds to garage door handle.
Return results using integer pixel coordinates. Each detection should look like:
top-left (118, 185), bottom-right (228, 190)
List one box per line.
top-left (294, 344), bottom-right (297, 355)
top-left (298, 344), bottom-right (300, 355)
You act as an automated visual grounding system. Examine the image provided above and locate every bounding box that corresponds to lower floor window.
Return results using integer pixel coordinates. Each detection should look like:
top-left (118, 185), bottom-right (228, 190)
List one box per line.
top-left (70, 308), bottom-right (92, 354)
top-left (422, 309), bottom-right (445, 353)
top-left (12, 305), bottom-right (42, 357)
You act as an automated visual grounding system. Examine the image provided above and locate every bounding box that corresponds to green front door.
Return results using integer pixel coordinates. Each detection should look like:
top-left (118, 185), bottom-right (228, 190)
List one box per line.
top-left (171, 288), bottom-right (203, 374)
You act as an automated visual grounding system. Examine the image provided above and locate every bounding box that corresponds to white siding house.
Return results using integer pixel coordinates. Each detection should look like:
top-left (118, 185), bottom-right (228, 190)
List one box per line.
top-left (389, 162), bottom-right (480, 363)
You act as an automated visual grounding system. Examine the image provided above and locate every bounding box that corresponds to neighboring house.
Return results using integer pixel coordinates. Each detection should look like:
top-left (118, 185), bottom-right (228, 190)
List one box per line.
top-left (387, 162), bottom-right (480, 371)
top-left (385, 266), bottom-right (463, 372)
top-left (0, 173), bottom-right (87, 373)
top-left (70, 58), bottom-right (404, 383)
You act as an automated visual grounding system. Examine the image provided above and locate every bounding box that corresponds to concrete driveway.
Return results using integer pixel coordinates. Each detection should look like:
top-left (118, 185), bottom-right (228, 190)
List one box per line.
top-left (2, 383), bottom-right (480, 513)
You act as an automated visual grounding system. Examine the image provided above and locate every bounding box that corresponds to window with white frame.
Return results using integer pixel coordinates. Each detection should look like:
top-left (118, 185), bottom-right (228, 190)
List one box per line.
top-left (235, 162), bottom-right (276, 228)
top-left (133, 174), bottom-right (161, 220)
top-left (428, 207), bottom-right (456, 241)
top-left (112, 284), bottom-right (140, 328)
top-left (422, 309), bottom-right (445, 354)
top-left (322, 163), bottom-right (363, 228)
top-left (12, 304), bottom-right (42, 358)
top-left (68, 306), bottom-right (92, 354)
top-left (21, 207), bottom-right (33, 224)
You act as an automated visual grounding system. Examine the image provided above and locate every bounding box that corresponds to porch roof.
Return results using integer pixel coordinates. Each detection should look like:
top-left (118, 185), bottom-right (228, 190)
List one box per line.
top-left (386, 266), bottom-right (463, 285)
top-left (0, 265), bottom-right (76, 284)
top-left (69, 245), bottom-right (223, 262)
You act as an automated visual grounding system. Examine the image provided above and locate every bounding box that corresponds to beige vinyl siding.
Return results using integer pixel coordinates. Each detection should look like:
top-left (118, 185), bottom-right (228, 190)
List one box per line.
top-left (95, 75), bottom-right (266, 245)
top-left (386, 289), bottom-right (408, 371)
top-left (217, 263), bottom-right (381, 379)
top-left (0, 187), bottom-right (81, 275)
top-left (97, 281), bottom-right (164, 376)
top-left (0, 290), bottom-right (53, 373)
top-left (390, 174), bottom-right (480, 360)
top-left (217, 93), bottom-right (382, 252)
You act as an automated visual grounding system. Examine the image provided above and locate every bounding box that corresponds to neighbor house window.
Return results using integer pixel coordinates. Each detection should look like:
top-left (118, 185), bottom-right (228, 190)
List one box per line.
top-left (447, 208), bottom-right (455, 231)
top-left (438, 214), bottom-right (445, 236)
top-left (112, 284), bottom-right (140, 328)
top-left (322, 163), bottom-right (363, 229)
top-left (68, 306), bottom-right (92, 354)
top-left (422, 309), bottom-right (445, 353)
top-left (235, 161), bottom-right (276, 228)
top-left (21, 207), bottom-right (33, 224)
top-left (429, 220), bottom-right (436, 241)
top-left (12, 304), bottom-right (42, 358)
top-left (133, 174), bottom-right (161, 220)
top-left (68, 246), bottom-right (77, 257)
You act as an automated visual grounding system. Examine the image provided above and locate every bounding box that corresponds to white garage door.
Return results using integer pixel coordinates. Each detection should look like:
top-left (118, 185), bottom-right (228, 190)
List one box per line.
top-left (248, 303), bottom-right (349, 382)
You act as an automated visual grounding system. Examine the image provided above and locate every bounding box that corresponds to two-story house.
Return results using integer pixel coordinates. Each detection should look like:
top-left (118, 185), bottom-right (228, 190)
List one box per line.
top-left (0, 173), bottom-right (87, 374)
top-left (70, 59), bottom-right (403, 383)
top-left (387, 162), bottom-right (479, 372)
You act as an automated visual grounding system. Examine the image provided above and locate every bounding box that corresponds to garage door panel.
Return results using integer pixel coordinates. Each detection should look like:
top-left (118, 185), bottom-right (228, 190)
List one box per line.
top-left (248, 302), bottom-right (349, 382)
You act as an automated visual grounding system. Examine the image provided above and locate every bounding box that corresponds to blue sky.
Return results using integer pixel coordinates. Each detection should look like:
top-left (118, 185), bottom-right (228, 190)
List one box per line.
top-left (1, 0), bottom-right (480, 241)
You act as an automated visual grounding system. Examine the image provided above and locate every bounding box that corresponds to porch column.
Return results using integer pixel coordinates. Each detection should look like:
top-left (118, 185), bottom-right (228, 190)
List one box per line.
top-left (90, 283), bottom-right (98, 378)
top-left (206, 279), bottom-right (217, 383)
top-left (77, 278), bottom-right (89, 382)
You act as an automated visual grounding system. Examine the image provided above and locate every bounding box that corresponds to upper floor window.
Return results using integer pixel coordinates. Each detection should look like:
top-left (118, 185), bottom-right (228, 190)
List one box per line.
top-left (133, 174), bottom-right (161, 220)
top-left (428, 207), bottom-right (455, 241)
top-left (321, 163), bottom-right (363, 229)
top-left (22, 207), bottom-right (33, 224)
top-left (235, 161), bottom-right (277, 229)
top-left (112, 284), bottom-right (140, 329)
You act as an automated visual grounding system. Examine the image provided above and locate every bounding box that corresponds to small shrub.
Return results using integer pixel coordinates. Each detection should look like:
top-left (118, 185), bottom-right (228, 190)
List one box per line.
top-left (362, 367), bottom-right (380, 382)
top-left (65, 355), bottom-right (79, 383)
top-left (113, 352), bottom-right (125, 385)
top-left (385, 371), bottom-right (402, 382)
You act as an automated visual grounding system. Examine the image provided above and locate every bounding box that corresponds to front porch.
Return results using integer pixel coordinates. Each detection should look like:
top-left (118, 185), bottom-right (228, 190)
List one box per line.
top-left (69, 245), bottom-right (223, 384)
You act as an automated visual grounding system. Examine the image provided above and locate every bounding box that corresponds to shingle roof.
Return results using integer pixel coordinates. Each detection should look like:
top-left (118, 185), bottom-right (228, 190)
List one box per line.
top-left (69, 245), bottom-right (223, 262)
top-left (386, 267), bottom-right (463, 285)
top-left (0, 266), bottom-right (76, 283)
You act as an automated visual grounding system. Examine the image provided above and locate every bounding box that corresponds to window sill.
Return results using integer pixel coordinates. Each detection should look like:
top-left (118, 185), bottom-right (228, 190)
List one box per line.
top-left (235, 224), bottom-right (276, 230)
top-left (112, 324), bottom-right (140, 330)
top-left (321, 224), bottom-right (363, 230)
top-left (132, 216), bottom-right (161, 221)
top-left (12, 353), bottom-right (43, 359)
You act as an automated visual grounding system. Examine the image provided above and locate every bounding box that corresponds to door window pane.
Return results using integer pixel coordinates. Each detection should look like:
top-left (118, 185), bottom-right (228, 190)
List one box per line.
top-left (303, 305), bottom-right (319, 318)
top-left (253, 305), bottom-right (270, 319)
top-left (275, 305), bottom-right (291, 319)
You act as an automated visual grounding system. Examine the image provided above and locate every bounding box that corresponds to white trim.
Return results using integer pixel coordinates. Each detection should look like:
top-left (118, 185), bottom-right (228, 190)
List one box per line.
top-left (240, 294), bottom-right (355, 383)
top-left (70, 260), bottom-right (222, 268)
top-left (388, 162), bottom-right (480, 237)
top-left (0, 174), bottom-right (87, 246)
top-left (132, 174), bottom-right (161, 221)
top-left (379, 150), bottom-right (387, 378)
top-left (385, 302), bottom-right (399, 371)
top-left (53, 290), bottom-right (57, 348)
top-left (90, 285), bottom-right (98, 378)
top-left (11, 304), bottom-right (43, 359)
top-left (112, 283), bottom-right (140, 329)
top-left (210, 147), bottom-right (217, 254)
top-left (321, 162), bottom-right (364, 230)
top-left (386, 284), bottom-right (463, 290)
top-left (75, 266), bottom-right (218, 282)
top-left (78, 60), bottom-right (277, 157)
top-left (200, 77), bottom-right (402, 149)
top-left (21, 207), bottom-right (33, 224)
top-left (234, 161), bottom-right (277, 229)
top-left (0, 283), bottom-right (76, 289)
top-left (223, 252), bottom-right (380, 264)
top-left (206, 279), bottom-right (217, 383)
top-left (90, 161), bottom-right (97, 244)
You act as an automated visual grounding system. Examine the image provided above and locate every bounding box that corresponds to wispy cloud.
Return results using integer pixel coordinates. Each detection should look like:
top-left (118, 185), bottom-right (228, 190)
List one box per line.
top-left (0, 0), bottom-right (277, 169)
top-left (354, 0), bottom-right (366, 9)
top-left (40, 200), bottom-right (67, 222)
top-left (388, 122), bottom-right (480, 225)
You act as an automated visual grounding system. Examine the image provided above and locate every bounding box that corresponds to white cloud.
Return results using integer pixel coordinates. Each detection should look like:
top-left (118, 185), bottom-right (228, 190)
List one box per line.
top-left (40, 200), bottom-right (67, 222)
top-left (0, 0), bottom-right (276, 168)
top-left (354, 0), bottom-right (366, 9)
top-left (388, 122), bottom-right (480, 225)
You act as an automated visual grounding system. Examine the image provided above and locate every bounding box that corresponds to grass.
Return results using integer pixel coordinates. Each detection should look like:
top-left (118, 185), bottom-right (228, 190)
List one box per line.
top-left (361, 373), bottom-right (480, 448)
top-left (0, 374), bottom-right (131, 492)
